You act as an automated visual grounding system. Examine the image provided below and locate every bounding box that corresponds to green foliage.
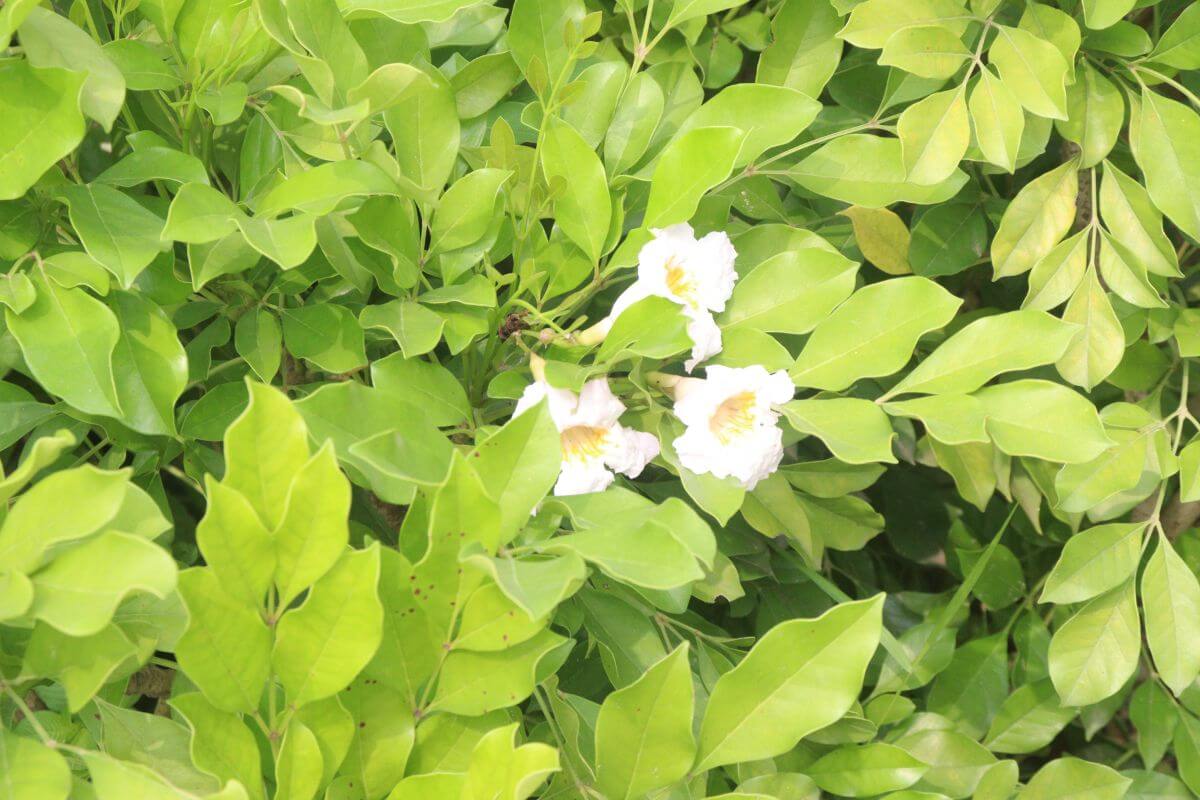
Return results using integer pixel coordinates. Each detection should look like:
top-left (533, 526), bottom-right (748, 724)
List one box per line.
top-left (4, 0), bottom-right (1200, 798)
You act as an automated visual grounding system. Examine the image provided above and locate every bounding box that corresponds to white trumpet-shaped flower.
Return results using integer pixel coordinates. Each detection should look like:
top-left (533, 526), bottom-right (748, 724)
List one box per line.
top-left (671, 365), bottom-right (795, 490)
top-left (596, 223), bottom-right (737, 372)
top-left (514, 378), bottom-right (660, 497)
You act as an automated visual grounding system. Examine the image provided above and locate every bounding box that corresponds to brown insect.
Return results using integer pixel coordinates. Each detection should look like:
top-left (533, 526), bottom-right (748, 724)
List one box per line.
top-left (497, 311), bottom-right (529, 341)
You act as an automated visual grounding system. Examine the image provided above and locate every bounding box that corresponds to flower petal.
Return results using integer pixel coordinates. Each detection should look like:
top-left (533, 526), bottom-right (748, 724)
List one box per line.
top-left (554, 457), bottom-right (615, 496)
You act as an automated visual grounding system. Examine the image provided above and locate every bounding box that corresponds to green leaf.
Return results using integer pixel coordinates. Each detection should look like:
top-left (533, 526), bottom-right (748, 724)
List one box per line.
top-left (461, 723), bottom-right (559, 800)
top-left (0, 61), bottom-right (85, 200)
top-left (840, 206), bottom-right (911, 276)
top-left (6, 271), bottom-right (122, 418)
top-left (339, 0), bottom-right (483, 23)
top-left (61, 184), bottom-right (165, 288)
top-left (275, 721), bottom-right (324, 800)
top-left (349, 424), bottom-right (454, 488)
top-left (95, 700), bottom-right (217, 793)
top-left (888, 310), bottom-right (1078, 396)
top-left (1040, 523), bottom-right (1144, 605)
top-left (677, 84), bottom-right (821, 167)
top-left (507, 0), bottom-right (584, 90)
top-left (22, 622), bottom-right (138, 712)
top-left (1178, 711), bottom-right (1200, 795)
top-left (790, 277), bottom-right (961, 391)
top-left (909, 201), bottom-right (988, 278)
top-left (273, 443), bottom-right (351, 606)
top-left (596, 295), bottom-right (694, 365)
top-left (238, 213), bottom-right (317, 270)
top-left (838, 0), bottom-right (970, 49)
top-left (695, 595), bottom-right (883, 770)
top-left (1136, 89), bottom-right (1200, 240)
top-left (0, 429), bottom-right (77, 505)
top-left (383, 68), bottom-right (460, 198)
top-left (109, 290), bottom-right (188, 436)
top-left (789, 134), bottom-right (968, 208)
top-left (19, 8), bottom-right (125, 130)
top-left (604, 72), bottom-right (665, 176)
top-left (195, 479), bottom-right (273, 610)
top-left (930, 440), bottom-right (998, 509)
top-left (1055, 271), bottom-right (1125, 390)
top-left (462, 548), bottom-right (588, 621)
top-left (453, 582), bottom-right (547, 651)
top-left (1130, 681), bottom-right (1178, 769)
top-left (542, 521), bottom-right (704, 590)
top-left (1149, 3), bottom-right (1200, 68)
top-left (0, 464), bottom-right (128, 573)
top-left (880, 26), bottom-right (971, 79)
top-left (360, 301), bottom-right (444, 359)
top-left (470, 398), bottom-right (561, 542)
top-left (234, 309), bottom-right (281, 383)
top-left (807, 743), bottom-right (927, 797)
top-left (968, 68), bottom-right (1025, 173)
top-left (983, 679), bottom-right (1076, 754)
top-left (898, 88), bottom-right (969, 185)
top-left (756, 0), bottom-right (842, 97)
top-left (0, 729), bottom-right (71, 800)
top-left (541, 117), bottom-right (610, 262)
top-left (0, 271), bottom-right (35, 313)
top-left (1099, 160), bottom-right (1179, 278)
top-left (176, 567), bottom-right (271, 714)
top-left (720, 247), bottom-right (859, 334)
top-left (988, 25), bottom-right (1069, 120)
top-left (338, 678), bottom-right (415, 798)
top-left (742, 473), bottom-right (820, 564)
top-left (82, 752), bottom-right (193, 800)
top-left (223, 381), bottom-right (310, 529)
top-left (1142, 533), bottom-right (1200, 696)
top-left (450, 52), bottom-right (523, 119)
top-left (1054, 417), bottom-right (1155, 513)
top-left (1047, 580), bottom-right (1139, 706)
top-left (1021, 757), bottom-right (1131, 800)
top-left (781, 398), bottom-right (897, 464)
top-left (281, 304), bottom-right (367, 374)
top-left (101, 40), bottom-right (182, 91)
top-left (429, 168), bottom-right (510, 254)
top-left (256, 160), bottom-right (401, 217)
top-left (1024, 230), bottom-right (1088, 311)
top-left (1056, 63), bottom-right (1123, 168)
top-left (990, 159), bottom-right (1078, 278)
top-left (927, 633), bottom-right (1009, 738)
top-left (172, 693), bottom-right (263, 800)
top-left (1182, 437), bottom-right (1200, 503)
top-left (645, 126), bottom-right (744, 228)
top-left (667, 0), bottom-right (748, 26)
top-left (594, 645), bottom-right (695, 800)
top-left (1081, 0), bottom-right (1134, 30)
top-left (973, 379), bottom-right (1111, 464)
top-left (429, 629), bottom-right (570, 715)
top-left (28, 531), bottom-right (175, 636)
top-left (273, 545), bottom-right (384, 708)
top-left (163, 183), bottom-right (240, 244)
top-left (1098, 230), bottom-right (1165, 309)
top-left (371, 353), bottom-right (470, 427)
top-left (885, 394), bottom-right (989, 445)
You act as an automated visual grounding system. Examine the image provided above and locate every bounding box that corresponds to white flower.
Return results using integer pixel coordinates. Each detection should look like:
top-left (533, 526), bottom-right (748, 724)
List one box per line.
top-left (514, 378), bottom-right (660, 497)
top-left (671, 365), bottom-right (795, 490)
top-left (592, 223), bottom-right (737, 372)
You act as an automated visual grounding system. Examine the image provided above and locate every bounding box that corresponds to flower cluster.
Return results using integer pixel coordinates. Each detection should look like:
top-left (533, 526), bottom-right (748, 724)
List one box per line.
top-left (517, 225), bottom-right (795, 497)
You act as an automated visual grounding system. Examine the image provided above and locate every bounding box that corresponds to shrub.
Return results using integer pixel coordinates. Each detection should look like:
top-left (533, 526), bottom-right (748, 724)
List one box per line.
top-left (1, 0), bottom-right (1199, 798)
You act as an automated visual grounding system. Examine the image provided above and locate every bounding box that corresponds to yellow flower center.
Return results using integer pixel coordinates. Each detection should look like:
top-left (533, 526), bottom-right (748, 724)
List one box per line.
top-left (710, 392), bottom-right (757, 445)
top-left (664, 256), bottom-right (698, 307)
top-left (560, 425), bottom-right (609, 462)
